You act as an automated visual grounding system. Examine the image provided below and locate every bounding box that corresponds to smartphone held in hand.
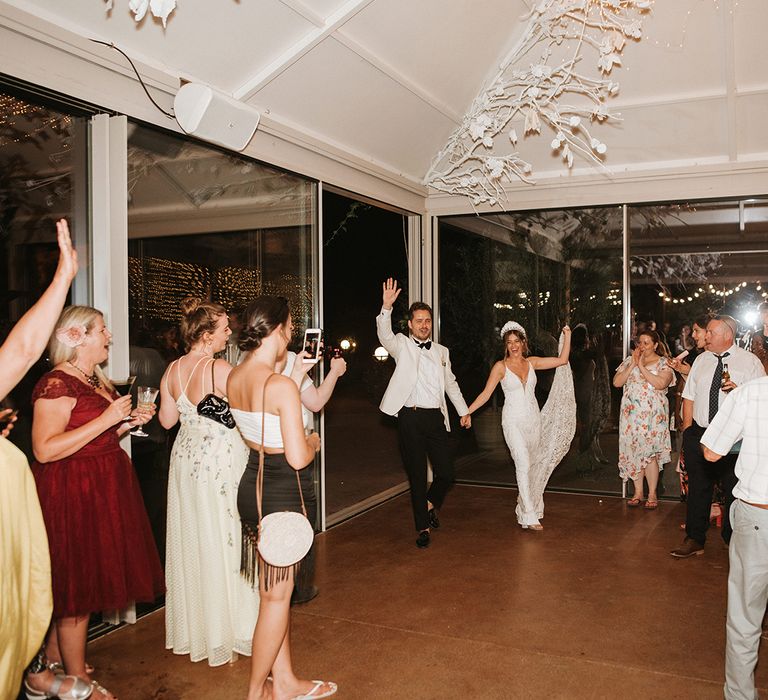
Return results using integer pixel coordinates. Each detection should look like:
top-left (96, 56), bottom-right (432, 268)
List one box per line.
top-left (302, 328), bottom-right (322, 363)
top-left (675, 350), bottom-right (689, 361)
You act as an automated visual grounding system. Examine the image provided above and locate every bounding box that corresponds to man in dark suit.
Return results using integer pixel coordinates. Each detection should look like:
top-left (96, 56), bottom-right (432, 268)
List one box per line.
top-left (376, 278), bottom-right (471, 548)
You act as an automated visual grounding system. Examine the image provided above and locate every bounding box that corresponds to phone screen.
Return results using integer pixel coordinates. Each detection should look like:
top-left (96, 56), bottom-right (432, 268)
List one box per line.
top-left (303, 329), bottom-right (322, 362)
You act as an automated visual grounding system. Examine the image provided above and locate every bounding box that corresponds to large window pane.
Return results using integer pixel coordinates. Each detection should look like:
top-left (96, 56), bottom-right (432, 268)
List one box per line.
top-left (629, 199), bottom-right (768, 499)
top-left (0, 89), bottom-right (89, 459)
top-left (126, 124), bottom-right (316, 566)
top-left (439, 207), bottom-right (624, 495)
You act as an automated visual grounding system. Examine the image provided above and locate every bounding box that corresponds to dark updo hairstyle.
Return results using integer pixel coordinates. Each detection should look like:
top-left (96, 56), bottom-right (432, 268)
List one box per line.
top-left (638, 329), bottom-right (669, 357)
top-left (238, 296), bottom-right (290, 352)
top-left (502, 329), bottom-right (529, 358)
top-left (693, 313), bottom-right (714, 330)
top-left (179, 296), bottom-right (227, 350)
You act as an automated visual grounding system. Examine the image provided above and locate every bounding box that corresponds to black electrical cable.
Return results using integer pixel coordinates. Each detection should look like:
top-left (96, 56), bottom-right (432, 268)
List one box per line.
top-left (89, 38), bottom-right (175, 119)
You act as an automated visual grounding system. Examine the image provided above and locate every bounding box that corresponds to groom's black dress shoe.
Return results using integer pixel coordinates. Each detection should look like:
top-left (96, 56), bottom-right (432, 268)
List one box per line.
top-left (428, 508), bottom-right (440, 529)
top-left (416, 530), bottom-right (430, 548)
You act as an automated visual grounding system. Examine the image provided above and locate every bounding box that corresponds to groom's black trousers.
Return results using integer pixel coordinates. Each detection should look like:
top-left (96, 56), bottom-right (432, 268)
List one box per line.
top-left (397, 407), bottom-right (454, 531)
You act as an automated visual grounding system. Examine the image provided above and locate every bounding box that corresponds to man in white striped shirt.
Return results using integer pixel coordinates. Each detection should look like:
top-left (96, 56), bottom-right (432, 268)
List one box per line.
top-left (702, 376), bottom-right (768, 700)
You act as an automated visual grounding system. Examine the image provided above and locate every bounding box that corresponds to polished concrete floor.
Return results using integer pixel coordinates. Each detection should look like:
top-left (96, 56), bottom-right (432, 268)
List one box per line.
top-left (85, 487), bottom-right (767, 699)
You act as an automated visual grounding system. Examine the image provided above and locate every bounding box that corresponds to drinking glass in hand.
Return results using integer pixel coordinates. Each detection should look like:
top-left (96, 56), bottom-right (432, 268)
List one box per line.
top-left (131, 386), bottom-right (159, 437)
top-left (112, 376), bottom-right (136, 419)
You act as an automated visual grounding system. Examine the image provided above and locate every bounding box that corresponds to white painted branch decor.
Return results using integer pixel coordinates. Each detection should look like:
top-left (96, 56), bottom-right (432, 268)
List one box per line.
top-left (426, 0), bottom-right (653, 206)
top-left (104, 0), bottom-right (177, 28)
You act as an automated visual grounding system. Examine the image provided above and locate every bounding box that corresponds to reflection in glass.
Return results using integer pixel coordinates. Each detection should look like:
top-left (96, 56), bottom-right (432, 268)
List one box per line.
top-left (629, 200), bottom-right (768, 499)
top-left (439, 207), bottom-right (624, 495)
top-left (0, 91), bottom-right (87, 461)
top-left (126, 124), bottom-right (316, 568)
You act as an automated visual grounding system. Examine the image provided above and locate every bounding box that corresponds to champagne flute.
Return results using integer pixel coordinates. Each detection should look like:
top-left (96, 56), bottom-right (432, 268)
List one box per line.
top-left (111, 376), bottom-right (136, 420)
top-left (131, 386), bottom-right (159, 437)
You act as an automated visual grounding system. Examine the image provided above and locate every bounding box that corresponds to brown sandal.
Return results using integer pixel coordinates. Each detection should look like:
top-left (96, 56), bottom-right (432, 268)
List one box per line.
top-left (627, 498), bottom-right (642, 507)
top-left (644, 499), bottom-right (659, 510)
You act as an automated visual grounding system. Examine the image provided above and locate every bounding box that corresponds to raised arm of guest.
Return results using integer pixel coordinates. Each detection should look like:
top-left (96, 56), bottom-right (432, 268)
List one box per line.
top-left (0, 219), bottom-right (77, 399)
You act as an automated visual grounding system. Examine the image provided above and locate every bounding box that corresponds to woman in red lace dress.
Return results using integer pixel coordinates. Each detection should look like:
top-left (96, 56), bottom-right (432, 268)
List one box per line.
top-left (31, 306), bottom-right (164, 699)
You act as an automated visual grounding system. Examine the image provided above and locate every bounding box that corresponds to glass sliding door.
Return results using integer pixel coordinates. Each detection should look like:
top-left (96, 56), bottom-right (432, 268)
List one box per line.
top-left (438, 207), bottom-right (625, 495)
top-left (126, 123), bottom-right (316, 564)
top-left (322, 189), bottom-right (412, 523)
top-left (628, 198), bottom-right (768, 499)
top-left (0, 87), bottom-right (90, 460)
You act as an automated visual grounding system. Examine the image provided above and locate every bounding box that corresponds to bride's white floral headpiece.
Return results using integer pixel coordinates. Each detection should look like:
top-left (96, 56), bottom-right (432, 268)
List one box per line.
top-left (55, 324), bottom-right (87, 348)
top-left (500, 321), bottom-right (526, 339)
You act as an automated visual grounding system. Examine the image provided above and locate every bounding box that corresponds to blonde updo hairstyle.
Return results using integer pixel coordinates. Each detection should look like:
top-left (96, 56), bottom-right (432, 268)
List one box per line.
top-left (48, 305), bottom-right (114, 391)
top-left (238, 296), bottom-right (290, 352)
top-left (503, 328), bottom-right (529, 358)
top-left (179, 296), bottom-right (227, 351)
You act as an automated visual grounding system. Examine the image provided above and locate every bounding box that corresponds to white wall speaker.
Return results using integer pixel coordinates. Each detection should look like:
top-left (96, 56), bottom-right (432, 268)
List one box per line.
top-left (174, 83), bottom-right (260, 152)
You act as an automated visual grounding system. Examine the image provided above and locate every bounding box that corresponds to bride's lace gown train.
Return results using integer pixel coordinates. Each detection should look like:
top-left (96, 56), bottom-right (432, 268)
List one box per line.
top-left (501, 356), bottom-right (576, 527)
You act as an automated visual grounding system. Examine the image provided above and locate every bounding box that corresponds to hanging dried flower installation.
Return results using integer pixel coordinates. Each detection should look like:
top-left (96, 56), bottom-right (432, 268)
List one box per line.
top-left (104, 0), bottom-right (177, 28)
top-left (426, 0), bottom-right (653, 207)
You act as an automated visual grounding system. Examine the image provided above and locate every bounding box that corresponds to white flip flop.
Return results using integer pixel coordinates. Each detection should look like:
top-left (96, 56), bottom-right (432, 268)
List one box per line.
top-left (291, 680), bottom-right (338, 699)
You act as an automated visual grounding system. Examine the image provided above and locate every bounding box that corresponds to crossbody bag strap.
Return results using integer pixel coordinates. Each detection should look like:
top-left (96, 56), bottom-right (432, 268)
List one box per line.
top-left (255, 374), bottom-right (308, 528)
top-left (208, 358), bottom-right (218, 397)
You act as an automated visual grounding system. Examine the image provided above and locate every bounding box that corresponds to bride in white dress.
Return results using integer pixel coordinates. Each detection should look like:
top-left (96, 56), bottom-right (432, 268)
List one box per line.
top-left (466, 321), bottom-right (575, 530)
top-left (158, 298), bottom-right (256, 666)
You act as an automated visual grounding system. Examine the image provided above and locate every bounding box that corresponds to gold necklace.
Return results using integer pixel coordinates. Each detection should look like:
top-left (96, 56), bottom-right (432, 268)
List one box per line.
top-left (67, 361), bottom-right (102, 389)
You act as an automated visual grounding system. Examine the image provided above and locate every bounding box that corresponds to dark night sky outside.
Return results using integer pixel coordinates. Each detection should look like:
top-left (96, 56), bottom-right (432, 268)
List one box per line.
top-left (322, 191), bottom-right (409, 363)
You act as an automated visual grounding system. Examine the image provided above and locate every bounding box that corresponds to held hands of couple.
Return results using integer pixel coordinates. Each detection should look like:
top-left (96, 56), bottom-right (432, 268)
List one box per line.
top-left (460, 414), bottom-right (472, 429)
top-left (382, 278), bottom-right (402, 310)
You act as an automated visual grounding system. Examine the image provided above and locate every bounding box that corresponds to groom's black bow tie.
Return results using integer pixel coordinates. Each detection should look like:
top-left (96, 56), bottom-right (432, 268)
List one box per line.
top-left (415, 340), bottom-right (432, 350)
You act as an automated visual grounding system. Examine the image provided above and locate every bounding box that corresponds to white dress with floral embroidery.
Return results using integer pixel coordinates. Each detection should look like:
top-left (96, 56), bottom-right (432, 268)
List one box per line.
top-left (617, 356), bottom-right (675, 482)
top-left (165, 377), bottom-right (256, 666)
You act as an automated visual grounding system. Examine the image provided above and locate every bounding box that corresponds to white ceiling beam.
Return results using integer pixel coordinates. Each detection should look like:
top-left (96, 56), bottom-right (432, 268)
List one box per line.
top-left (233, 0), bottom-right (376, 101)
top-left (333, 32), bottom-right (463, 124)
top-left (276, 0), bottom-right (325, 27)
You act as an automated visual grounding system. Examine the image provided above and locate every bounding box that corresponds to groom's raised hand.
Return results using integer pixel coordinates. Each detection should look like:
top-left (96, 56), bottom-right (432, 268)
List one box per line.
top-left (382, 278), bottom-right (402, 310)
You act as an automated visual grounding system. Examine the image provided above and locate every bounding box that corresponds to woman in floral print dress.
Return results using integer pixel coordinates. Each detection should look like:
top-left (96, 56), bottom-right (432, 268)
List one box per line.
top-left (159, 298), bottom-right (255, 666)
top-left (613, 329), bottom-right (675, 509)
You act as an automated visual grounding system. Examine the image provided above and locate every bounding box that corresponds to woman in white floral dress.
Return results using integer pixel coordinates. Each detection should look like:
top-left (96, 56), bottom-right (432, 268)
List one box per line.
top-left (613, 329), bottom-right (675, 509)
top-left (159, 298), bottom-right (256, 666)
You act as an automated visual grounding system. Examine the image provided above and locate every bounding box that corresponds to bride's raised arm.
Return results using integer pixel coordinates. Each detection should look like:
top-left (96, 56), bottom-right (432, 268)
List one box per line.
top-left (528, 325), bottom-right (571, 371)
top-left (466, 361), bottom-right (506, 415)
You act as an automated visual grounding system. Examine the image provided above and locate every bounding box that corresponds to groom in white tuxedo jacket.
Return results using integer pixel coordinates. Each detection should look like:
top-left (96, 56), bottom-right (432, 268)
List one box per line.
top-left (376, 278), bottom-right (471, 548)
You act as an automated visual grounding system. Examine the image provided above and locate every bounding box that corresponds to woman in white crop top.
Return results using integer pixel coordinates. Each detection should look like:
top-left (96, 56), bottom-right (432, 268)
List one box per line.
top-left (228, 296), bottom-right (337, 700)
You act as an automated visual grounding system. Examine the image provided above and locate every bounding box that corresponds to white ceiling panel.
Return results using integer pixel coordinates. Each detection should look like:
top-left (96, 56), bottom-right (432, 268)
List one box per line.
top-left (604, 1), bottom-right (727, 103)
top-left (10, 0), bottom-right (315, 92)
top-left (250, 37), bottom-right (456, 179)
top-left (3, 0), bottom-right (768, 194)
top-left (340, 0), bottom-right (529, 115)
top-left (490, 97), bottom-right (730, 180)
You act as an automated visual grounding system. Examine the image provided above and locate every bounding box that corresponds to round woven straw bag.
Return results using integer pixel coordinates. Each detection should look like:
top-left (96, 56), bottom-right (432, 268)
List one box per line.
top-left (257, 511), bottom-right (314, 568)
top-left (254, 374), bottom-right (314, 569)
